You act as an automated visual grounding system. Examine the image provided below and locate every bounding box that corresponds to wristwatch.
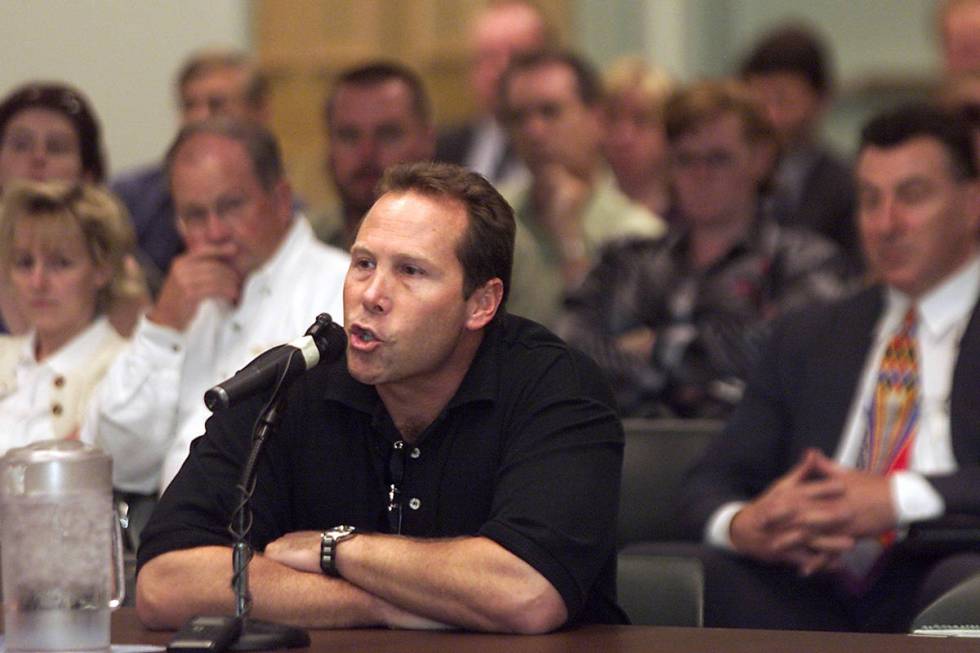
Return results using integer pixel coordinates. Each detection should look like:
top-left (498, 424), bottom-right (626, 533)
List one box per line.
top-left (320, 525), bottom-right (357, 577)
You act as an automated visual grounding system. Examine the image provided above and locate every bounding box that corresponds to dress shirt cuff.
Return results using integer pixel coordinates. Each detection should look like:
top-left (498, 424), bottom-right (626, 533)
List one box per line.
top-left (135, 314), bottom-right (186, 363)
top-left (890, 471), bottom-right (946, 526)
top-left (704, 501), bottom-right (747, 550)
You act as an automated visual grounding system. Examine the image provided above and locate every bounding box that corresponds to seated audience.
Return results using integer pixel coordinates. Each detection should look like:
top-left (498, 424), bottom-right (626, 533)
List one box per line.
top-left (558, 80), bottom-right (852, 418)
top-left (112, 48), bottom-right (269, 279)
top-left (0, 82), bottom-right (111, 334)
top-left (135, 162), bottom-right (625, 633)
top-left (434, 0), bottom-right (550, 187)
top-left (672, 104), bottom-right (980, 632)
top-left (740, 24), bottom-right (860, 264)
top-left (500, 50), bottom-right (665, 328)
top-left (82, 119), bottom-right (349, 494)
top-left (0, 182), bottom-right (138, 449)
top-left (602, 57), bottom-right (674, 218)
top-left (312, 62), bottom-right (435, 250)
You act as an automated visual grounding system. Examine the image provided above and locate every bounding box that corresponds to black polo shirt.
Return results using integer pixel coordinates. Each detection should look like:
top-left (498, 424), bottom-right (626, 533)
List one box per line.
top-left (138, 313), bottom-right (626, 626)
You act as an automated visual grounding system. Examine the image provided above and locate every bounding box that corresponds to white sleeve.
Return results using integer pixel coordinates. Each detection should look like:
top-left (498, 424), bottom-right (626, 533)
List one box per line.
top-left (159, 402), bottom-right (211, 493)
top-left (704, 501), bottom-right (747, 550)
top-left (891, 471), bottom-right (946, 525)
top-left (81, 316), bottom-right (186, 494)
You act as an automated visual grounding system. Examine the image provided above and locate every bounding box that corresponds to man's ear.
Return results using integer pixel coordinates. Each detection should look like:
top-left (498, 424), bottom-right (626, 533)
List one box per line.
top-left (465, 278), bottom-right (504, 331)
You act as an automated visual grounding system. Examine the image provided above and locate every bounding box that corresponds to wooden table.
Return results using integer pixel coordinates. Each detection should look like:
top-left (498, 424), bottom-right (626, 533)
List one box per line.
top-left (104, 608), bottom-right (980, 652)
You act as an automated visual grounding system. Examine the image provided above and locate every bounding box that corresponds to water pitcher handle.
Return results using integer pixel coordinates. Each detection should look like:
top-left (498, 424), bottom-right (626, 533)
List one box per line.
top-left (109, 507), bottom-right (126, 609)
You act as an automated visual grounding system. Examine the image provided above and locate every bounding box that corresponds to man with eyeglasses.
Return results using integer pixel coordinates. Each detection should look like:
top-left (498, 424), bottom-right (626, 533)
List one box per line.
top-left (82, 119), bottom-right (349, 493)
top-left (558, 79), bottom-right (853, 419)
top-left (134, 162), bottom-right (625, 633)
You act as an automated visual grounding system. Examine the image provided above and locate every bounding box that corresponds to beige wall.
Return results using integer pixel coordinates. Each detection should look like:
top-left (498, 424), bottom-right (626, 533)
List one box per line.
top-left (0, 0), bottom-right (249, 174)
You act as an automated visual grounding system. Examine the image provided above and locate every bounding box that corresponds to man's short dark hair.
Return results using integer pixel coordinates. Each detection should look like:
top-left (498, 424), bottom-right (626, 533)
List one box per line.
top-left (378, 162), bottom-right (515, 314)
top-left (177, 48), bottom-right (268, 111)
top-left (324, 62), bottom-right (432, 127)
top-left (860, 103), bottom-right (977, 180)
top-left (499, 50), bottom-right (603, 112)
top-left (165, 118), bottom-right (285, 191)
top-left (739, 24), bottom-right (831, 96)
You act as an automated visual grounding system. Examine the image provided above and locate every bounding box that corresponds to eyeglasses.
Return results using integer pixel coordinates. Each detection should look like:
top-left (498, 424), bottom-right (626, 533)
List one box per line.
top-left (386, 440), bottom-right (406, 534)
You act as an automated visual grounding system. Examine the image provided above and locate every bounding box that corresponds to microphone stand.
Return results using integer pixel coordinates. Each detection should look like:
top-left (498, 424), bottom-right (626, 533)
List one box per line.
top-left (172, 315), bottom-right (340, 651)
top-left (226, 386), bottom-right (309, 650)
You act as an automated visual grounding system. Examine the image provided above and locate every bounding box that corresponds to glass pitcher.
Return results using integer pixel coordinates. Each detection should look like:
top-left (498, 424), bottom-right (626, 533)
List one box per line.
top-left (0, 439), bottom-right (125, 652)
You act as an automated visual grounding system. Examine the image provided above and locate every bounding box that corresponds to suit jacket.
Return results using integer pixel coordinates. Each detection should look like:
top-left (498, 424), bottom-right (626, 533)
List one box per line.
top-left (435, 120), bottom-right (522, 186)
top-left (795, 148), bottom-right (858, 259)
top-left (678, 284), bottom-right (980, 539)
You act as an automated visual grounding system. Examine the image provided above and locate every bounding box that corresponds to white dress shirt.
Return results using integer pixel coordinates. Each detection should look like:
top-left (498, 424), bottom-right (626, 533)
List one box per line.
top-left (706, 255), bottom-right (980, 548)
top-left (82, 217), bottom-right (349, 494)
top-left (0, 317), bottom-right (126, 451)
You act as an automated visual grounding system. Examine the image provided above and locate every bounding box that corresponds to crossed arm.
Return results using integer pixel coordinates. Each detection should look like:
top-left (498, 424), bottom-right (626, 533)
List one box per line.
top-left (136, 532), bottom-right (567, 634)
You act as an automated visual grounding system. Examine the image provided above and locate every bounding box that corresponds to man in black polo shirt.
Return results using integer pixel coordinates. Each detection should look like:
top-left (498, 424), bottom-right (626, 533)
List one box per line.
top-left (135, 161), bottom-right (625, 632)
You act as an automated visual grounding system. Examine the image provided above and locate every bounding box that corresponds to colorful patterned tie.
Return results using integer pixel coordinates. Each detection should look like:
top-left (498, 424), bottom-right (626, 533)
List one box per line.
top-left (841, 308), bottom-right (920, 590)
top-left (859, 307), bottom-right (919, 475)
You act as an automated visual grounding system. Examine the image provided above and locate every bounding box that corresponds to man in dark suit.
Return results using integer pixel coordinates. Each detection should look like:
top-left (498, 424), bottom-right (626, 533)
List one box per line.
top-left (740, 24), bottom-right (860, 266)
top-left (435, 1), bottom-right (549, 187)
top-left (674, 104), bottom-right (980, 632)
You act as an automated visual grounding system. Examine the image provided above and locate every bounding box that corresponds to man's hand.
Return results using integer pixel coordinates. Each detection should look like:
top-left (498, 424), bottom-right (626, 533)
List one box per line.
top-left (532, 163), bottom-right (592, 287)
top-left (147, 243), bottom-right (242, 331)
top-left (264, 531), bottom-right (321, 574)
top-left (799, 451), bottom-right (897, 539)
top-left (729, 449), bottom-right (852, 573)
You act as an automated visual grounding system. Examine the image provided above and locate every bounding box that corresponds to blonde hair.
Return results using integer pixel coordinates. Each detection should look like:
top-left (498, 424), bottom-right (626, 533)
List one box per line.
top-left (603, 56), bottom-right (674, 121)
top-left (0, 181), bottom-right (143, 313)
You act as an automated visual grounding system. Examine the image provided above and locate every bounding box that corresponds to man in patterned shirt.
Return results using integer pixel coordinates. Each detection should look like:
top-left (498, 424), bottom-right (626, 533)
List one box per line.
top-left (558, 79), bottom-right (855, 418)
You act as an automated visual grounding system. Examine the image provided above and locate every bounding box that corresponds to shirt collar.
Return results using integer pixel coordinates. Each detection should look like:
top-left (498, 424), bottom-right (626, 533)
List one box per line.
top-left (21, 316), bottom-right (116, 375)
top-left (882, 254), bottom-right (980, 341)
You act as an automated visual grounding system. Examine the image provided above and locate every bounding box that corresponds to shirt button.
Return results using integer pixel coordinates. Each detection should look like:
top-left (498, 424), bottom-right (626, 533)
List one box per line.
top-left (410, 447), bottom-right (421, 459)
top-left (409, 498), bottom-right (421, 510)
top-left (53, 375), bottom-right (65, 388)
top-left (393, 440), bottom-right (404, 450)
top-left (232, 323), bottom-right (242, 333)
top-left (51, 403), bottom-right (63, 416)
top-left (171, 344), bottom-right (181, 353)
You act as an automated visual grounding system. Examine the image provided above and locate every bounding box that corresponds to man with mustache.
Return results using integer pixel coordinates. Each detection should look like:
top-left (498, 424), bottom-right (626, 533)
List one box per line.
top-left (313, 62), bottom-right (436, 250)
top-left (135, 162), bottom-right (625, 633)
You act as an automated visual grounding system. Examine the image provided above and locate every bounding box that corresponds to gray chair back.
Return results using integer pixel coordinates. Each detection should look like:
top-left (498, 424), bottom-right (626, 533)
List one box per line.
top-left (617, 551), bottom-right (704, 626)
top-left (617, 418), bottom-right (722, 547)
top-left (911, 572), bottom-right (980, 633)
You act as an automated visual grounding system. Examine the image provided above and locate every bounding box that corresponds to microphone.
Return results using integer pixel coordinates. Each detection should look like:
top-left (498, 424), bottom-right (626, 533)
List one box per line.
top-left (204, 313), bottom-right (346, 412)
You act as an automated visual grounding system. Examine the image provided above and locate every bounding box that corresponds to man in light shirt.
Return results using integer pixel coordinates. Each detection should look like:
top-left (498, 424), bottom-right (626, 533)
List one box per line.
top-left (83, 119), bottom-right (349, 494)
top-left (671, 104), bottom-right (980, 631)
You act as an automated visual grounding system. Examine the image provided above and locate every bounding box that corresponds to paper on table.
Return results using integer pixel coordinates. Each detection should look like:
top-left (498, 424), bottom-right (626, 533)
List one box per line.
top-left (0, 638), bottom-right (165, 653)
top-left (912, 625), bottom-right (980, 637)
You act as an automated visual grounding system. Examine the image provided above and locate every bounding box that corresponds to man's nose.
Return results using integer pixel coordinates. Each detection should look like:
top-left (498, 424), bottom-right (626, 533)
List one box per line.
top-left (203, 211), bottom-right (233, 242)
top-left (361, 269), bottom-right (390, 314)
